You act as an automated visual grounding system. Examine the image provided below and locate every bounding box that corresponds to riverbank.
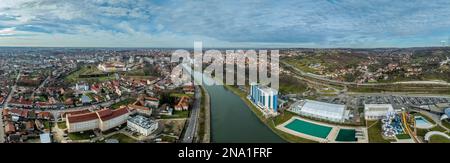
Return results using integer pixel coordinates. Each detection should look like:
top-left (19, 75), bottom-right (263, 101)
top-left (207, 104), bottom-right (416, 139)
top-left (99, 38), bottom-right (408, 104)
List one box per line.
top-left (198, 86), bottom-right (211, 143)
top-left (222, 85), bottom-right (316, 143)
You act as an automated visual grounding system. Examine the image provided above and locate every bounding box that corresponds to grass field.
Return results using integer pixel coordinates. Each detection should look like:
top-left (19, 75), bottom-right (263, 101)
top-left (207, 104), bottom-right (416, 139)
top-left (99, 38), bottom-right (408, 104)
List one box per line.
top-left (65, 66), bottom-right (116, 84)
top-left (111, 98), bottom-right (136, 109)
top-left (416, 125), bottom-right (446, 137)
top-left (106, 133), bottom-right (137, 143)
top-left (395, 133), bottom-right (411, 139)
top-left (43, 121), bottom-right (53, 129)
top-left (367, 120), bottom-right (391, 143)
top-left (429, 135), bottom-right (450, 143)
top-left (160, 110), bottom-right (189, 119)
top-left (442, 120), bottom-right (450, 129)
top-left (57, 122), bottom-right (67, 129)
top-left (68, 130), bottom-right (95, 140)
top-left (197, 86), bottom-right (207, 142)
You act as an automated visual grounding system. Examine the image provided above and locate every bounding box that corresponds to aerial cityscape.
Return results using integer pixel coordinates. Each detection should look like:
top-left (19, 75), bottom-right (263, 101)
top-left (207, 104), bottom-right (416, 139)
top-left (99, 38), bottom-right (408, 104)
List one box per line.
top-left (1, 0), bottom-right (450, 144)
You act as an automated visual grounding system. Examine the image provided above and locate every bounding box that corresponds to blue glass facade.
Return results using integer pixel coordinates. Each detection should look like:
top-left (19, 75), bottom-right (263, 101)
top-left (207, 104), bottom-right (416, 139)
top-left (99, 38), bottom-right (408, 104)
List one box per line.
top-left (249, 84), bottom-right (278, 113)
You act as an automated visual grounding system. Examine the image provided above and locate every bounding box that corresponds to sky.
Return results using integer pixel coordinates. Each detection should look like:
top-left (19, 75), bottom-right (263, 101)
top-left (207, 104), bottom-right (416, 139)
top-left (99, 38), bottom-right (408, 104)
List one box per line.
top-left (1, 0), bottom-right (450, 48)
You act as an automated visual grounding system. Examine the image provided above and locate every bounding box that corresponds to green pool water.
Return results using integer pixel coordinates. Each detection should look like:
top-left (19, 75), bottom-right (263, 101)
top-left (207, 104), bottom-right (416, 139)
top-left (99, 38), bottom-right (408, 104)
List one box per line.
top-left (335, 129), bottom-right (357, 141)
top-left (284, 119), bottom-right (332, 139)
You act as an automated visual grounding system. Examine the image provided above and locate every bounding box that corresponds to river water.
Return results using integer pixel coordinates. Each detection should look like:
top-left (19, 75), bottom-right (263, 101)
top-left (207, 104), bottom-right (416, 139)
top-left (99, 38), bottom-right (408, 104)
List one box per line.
top-left (203, 84), bottom-right (285, 143)
top-left (185, 65), bottom-right (284, 142)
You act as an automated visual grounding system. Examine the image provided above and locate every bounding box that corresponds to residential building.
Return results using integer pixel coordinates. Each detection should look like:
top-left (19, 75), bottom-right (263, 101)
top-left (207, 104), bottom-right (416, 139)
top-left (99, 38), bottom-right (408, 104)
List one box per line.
top-left (249, 83), bottom-right (278, 113)
top-left (66, 112), bottom-right (99, 133)
top-left (96, 107), bottom-right (130, 131)
top-left (127, 115), bottom-right (158, 136)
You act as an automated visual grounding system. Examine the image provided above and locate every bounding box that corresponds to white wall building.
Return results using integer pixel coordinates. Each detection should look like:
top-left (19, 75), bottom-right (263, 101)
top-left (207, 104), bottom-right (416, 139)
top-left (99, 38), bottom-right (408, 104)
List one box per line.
top-left (127, 115), bottom-right (158, 136)
top-left (290, 100), bottom-right (348, 122)
top-left (364, 104), bottom-right (394, 120)
top-left (97, 108), bottom-right (130, 131)
top-left (66, 108), bottom-right (130, 133)
top-left (66, 112), bottom-right (99, 133)
top-left (249, 83), bottom-right (278, 113)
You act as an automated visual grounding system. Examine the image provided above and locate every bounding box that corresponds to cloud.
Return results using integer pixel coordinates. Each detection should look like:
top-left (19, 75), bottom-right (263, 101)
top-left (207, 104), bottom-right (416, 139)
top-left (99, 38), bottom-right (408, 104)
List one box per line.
top-left (1, 0), bottom-right (450, 47)
top-left (0, 27), bottom-right (16, 36)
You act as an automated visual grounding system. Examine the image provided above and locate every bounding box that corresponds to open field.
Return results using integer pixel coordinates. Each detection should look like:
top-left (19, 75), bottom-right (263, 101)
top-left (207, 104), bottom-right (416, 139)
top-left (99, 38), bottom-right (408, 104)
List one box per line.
top-left (429, 135), bottom-right (450, 143)
top-left (367, 120), bottom-right (391, 143)
top-left (65, 65), bottom-right (116, 84)
top-left (105, 133), bottom-right (137, 143)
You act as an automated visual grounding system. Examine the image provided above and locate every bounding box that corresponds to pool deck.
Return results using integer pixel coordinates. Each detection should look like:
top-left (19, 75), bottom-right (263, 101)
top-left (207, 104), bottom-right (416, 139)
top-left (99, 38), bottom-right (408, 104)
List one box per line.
top-left (276, 116), bottom-right (368, 143)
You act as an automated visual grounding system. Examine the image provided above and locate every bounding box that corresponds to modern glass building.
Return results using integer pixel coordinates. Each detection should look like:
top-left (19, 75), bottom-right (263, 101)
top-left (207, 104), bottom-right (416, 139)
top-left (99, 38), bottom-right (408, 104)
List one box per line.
top-left (249, 83), bottom-right (278, 113)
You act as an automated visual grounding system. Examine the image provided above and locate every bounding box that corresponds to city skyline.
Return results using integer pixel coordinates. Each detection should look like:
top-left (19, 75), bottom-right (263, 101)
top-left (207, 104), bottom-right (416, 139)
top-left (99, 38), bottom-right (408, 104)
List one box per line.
top-left (1, 0), bottom-right (450, 48)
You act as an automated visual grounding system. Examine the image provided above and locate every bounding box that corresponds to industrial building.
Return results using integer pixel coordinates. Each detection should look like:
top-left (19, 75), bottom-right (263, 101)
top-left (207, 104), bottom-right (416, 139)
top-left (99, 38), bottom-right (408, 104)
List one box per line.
top-left (289, 100), bottom-right (348, 122)
top-left (364, 104), bottom-right (394, 120)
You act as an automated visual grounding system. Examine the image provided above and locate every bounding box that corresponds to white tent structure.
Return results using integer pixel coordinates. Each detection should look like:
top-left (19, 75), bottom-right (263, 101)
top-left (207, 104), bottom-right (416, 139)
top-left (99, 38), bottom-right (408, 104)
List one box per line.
top-left (290, 100), bottom-right (347, 122)
top-left (441, 108), bottom-right (450, 121)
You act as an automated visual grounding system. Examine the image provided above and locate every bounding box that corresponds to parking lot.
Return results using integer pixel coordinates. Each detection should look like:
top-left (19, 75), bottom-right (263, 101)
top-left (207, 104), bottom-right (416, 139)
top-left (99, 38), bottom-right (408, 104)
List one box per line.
top-left (357, 95), bottom-right (450, 107)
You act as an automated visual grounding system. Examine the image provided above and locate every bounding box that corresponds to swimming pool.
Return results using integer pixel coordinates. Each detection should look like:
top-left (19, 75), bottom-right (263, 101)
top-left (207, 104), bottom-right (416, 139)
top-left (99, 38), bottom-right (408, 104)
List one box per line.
top-left (415, 116), bottom-right (433, 129)
top-left (335, 129), bottom-right (357, 142)
top-left (284, 119), bottom-right (332, 139)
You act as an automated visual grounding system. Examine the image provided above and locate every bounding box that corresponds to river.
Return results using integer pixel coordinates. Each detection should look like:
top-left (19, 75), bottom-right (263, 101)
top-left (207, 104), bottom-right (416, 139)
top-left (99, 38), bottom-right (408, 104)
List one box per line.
top-left (184, 65), bottom-right (284, 142)
top-left (203, 84), bottom-right (285, 143)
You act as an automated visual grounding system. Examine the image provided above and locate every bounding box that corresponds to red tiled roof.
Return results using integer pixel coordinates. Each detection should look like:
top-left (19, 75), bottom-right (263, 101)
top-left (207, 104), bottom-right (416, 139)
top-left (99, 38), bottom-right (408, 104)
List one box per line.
top-left (62, 109), bottom-right (90, 118)
top-left (5, 122), bottom-right (15, 133)
top-left (128, 104), bottom-right (150, 111)
top-left (2, 109), bottom-right (9, 116)
top-left (67, 112), bottom-right (98, 123)
top-left (144, 97), bottom-right (159, 101)
top-left (38, 112), bottom-right (52, 119)
top-left (96, 107), bottom-right (129, 122)
top-left (21, 109), bottom-right (29, 118)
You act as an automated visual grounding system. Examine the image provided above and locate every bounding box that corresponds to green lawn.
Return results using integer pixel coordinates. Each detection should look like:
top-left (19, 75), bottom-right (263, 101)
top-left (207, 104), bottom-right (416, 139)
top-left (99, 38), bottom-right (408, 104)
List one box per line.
top-left (367, 120), bottom-right (391, 143)
top-left (161, 110), bottom-right (189, 119)
top-left (279, 74), bottom-right (308, 94)
top-left (111, 98), bottom-right (136, 109)
top-left (106, 133), bottom-right (137, 143)
top-left (396, 133), bottom-right (411, 139)
top-left (161, 135), bottom-right (177, 143)
top-left (43, 121), bottom-right (53, 129)
top-left (442, 120), bottom-right (450, 129)
top-left (429, 135), bottom-right (450, 143)
top-left (273, 111), bottom-right (295, 126)
top-left (68, 130), bottom-right (95, 140)
top-left (65, 66), bottom-right (116, 84)
top-left (197, 86), bottom-right (207, 142)
top-left (57, 122), bottom-right (67, 129)
top-left (415, 125), bottom-right (446, 137)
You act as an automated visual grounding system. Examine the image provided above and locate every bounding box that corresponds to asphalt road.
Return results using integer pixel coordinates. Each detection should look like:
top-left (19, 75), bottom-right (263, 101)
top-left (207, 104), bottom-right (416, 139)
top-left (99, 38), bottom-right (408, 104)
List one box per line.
top-left (0, 71), bottom-right (21, 143)
top-left (182, 85), bottom-right (201, 143)
top-left (282, 61), bottom-right (450, 86)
